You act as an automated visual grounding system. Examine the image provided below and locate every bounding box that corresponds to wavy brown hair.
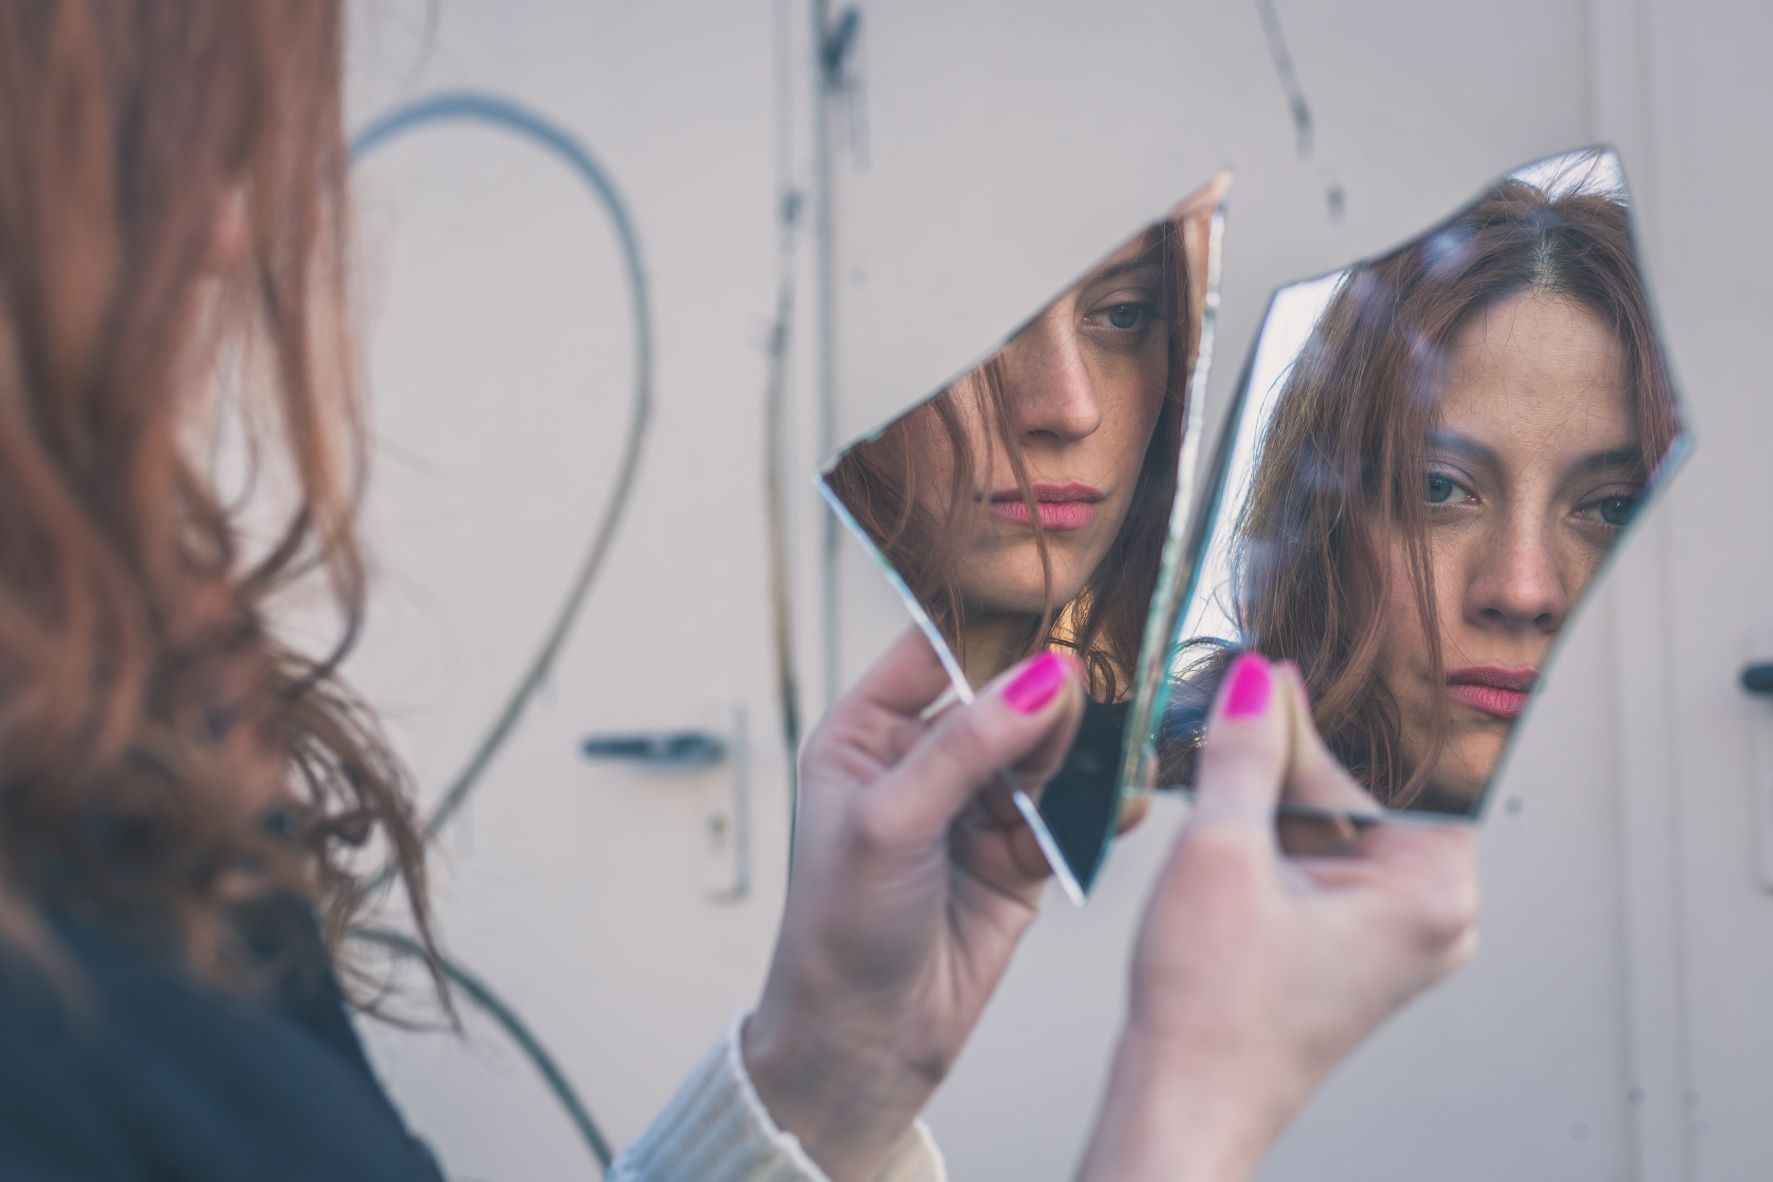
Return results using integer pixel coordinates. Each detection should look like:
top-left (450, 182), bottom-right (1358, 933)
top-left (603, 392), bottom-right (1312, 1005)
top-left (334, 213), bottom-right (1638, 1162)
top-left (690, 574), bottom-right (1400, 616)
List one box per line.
top-left (826, 216), bottom-right (1199, 702)
top-left (1166, 168), bottom-right (1679, 808)
top-left (0, 0), bottom-right (440, 995)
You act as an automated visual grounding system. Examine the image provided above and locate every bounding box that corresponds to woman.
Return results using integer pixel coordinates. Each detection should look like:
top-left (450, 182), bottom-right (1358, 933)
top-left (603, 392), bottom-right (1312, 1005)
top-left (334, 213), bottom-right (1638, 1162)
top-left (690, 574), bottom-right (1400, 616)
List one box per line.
top-left (827, 204), bottom-right (1213, 886)
top-left (1164, 171), bottom-right (1680, 813)
top-left (826, 202), bottom-right (1209, 702)
top-left (0, 4), bottom-right (1477, 1181)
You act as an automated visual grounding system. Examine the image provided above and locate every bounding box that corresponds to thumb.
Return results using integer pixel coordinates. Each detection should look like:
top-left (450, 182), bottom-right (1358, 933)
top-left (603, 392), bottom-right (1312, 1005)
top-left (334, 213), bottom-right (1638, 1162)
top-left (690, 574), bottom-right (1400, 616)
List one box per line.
top-left (1278, 663), bottom-right (1382, 819)
top-left (866, 651), bottom-right (1084, 849)
top-left (1189, 653), bottom-right (1290, 834)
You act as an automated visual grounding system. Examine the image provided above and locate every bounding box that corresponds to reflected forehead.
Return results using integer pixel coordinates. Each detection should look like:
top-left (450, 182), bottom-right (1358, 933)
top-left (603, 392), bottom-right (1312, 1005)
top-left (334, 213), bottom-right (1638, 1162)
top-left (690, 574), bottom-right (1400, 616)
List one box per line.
top-left (1019, 230), bottom-right (1164, 334)
top-left (1079, 230), bottom-right (1164, 287)
top-left (1436, 291), bottom-right (1634, 458)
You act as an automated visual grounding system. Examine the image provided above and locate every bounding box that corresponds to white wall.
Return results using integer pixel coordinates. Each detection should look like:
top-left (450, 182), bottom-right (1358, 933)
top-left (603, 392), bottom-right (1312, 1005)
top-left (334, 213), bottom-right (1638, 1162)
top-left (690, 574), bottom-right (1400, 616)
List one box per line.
top-left (339, 2), bottom-right (1773, 1179)
top-left (343, 4), bottom-right (804, 1177)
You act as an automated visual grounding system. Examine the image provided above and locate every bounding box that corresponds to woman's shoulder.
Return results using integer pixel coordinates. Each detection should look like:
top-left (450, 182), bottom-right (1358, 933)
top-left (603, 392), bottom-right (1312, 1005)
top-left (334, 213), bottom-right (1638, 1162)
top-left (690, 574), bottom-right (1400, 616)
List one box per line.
top-left (0, 904), bottom-right (444, 1182)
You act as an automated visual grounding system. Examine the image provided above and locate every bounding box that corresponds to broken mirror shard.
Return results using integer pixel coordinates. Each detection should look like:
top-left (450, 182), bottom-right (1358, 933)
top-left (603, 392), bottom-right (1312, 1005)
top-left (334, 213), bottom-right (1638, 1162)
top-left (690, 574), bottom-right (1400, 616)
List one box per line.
top-left (821, 174), bottom-right (1230, 902)
top-left (1140, 146), bottom-right (1690, 829)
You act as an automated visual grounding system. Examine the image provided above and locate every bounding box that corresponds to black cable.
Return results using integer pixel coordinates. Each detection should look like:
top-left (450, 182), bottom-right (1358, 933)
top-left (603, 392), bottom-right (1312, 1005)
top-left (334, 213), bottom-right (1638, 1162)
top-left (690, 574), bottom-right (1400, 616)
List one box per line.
top-left (348, 92), bottom-right (654, 892)
top-left (343, 91), bottom-right (651, 1174)
top-left (1254, 0), bottom-right (1314, 158)
top-left (350, 925), bottom-right (614, 1174)
top-left (767, 0), bottom-right (807, 841)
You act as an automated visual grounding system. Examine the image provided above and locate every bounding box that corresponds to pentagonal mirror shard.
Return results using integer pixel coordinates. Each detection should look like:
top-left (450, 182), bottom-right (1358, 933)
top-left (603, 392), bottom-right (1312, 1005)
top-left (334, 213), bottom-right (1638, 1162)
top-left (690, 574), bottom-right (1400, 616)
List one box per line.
top-left (1137, 146), bottom-right (1690, 823)
top-left (821, 174), bottom-right (1229, 902)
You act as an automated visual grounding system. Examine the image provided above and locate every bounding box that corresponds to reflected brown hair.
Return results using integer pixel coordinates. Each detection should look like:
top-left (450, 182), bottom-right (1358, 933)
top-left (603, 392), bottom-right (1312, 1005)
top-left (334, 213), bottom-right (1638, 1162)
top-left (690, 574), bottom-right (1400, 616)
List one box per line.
top-left (827, 218), bottom-right (1198, 701)
top-left (1170, 169), bottom-right (1678, 807)
top-left (0, 1), bottom-right (440, 995)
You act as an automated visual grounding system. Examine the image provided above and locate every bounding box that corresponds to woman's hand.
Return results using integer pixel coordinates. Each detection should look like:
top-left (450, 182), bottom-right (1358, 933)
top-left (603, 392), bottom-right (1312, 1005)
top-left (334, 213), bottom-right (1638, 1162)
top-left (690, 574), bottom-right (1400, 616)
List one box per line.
top-left (745, 629), bottom-right (1087, 1180)
top-left (1079, 655), bottom-right (1480, 1182)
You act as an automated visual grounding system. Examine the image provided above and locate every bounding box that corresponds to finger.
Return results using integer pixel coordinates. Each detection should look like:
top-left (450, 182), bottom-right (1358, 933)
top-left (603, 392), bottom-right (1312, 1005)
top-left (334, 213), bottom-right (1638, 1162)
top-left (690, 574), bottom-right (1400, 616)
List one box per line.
top-left (861, 651), bottom-right (1084, 851)
top-left (1270, 664), bottom-right (1381, 858)
top-left (977, 774), bottom-right (1028, 831)
top-left (984, 688), bottom-right (1121, 861)
top-left (1299, 818), bottom-right (1479, 924)
top-left (1355, 821), bottom-right (1482, 971)
top-left (1190, 652), bottom-right (1290, 834)
top-left (994, 656), bottom-right (1089, 800)
top-left (956, 783), bottom-right (1066, 888)
top-left (804, 628), bottom-right (959, 791)
top-left (1278, 663), bottom-right (1383, 820)
top-left (841, 626), bottom-right (965, 722)
top-left (1115, 790), bottom-right (1150, 836)
top-left (1276, 809), bottom-right (1368, 859)
top-left (982, 683), bottom-right (1105, 880)
top-left (1361, 812), bottom-right (1481, 878)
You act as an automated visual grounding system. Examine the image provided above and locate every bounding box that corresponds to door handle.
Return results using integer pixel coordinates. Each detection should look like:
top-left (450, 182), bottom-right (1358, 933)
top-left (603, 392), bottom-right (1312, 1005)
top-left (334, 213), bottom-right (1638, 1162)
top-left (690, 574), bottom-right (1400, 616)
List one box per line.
top-left (580, 715), bottom-right (750, 901)
top-left (1744, 659), bottom-right (1773, 893)
top-left (580, 730), bottom-right (728, 769)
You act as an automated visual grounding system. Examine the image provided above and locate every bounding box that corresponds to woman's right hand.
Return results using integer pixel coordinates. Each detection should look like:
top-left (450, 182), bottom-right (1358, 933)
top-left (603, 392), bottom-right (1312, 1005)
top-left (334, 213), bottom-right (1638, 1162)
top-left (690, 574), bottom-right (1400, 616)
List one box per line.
top-left (744, 629), bottom-right (1087, 1181)
top-left (1079, 655), bottom-right (1480, 1182)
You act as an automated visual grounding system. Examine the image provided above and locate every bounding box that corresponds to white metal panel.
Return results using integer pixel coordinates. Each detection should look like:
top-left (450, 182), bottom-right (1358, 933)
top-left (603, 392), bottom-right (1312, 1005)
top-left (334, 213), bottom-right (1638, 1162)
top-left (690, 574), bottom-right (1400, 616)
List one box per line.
top-left (329, 3), bottom-right (1773, 1180)
top-left (343, 4), bottom-right (802, 1178)
top-left (1640, 0), bottom-right (1773, 1178)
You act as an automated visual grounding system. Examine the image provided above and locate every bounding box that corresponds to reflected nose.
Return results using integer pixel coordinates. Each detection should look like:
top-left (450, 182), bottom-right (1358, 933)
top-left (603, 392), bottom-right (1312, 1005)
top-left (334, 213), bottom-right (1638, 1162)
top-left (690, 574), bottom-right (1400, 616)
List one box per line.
top-left (999, 317), bottom-right (1103, 444)
top-left (1464, 518), bottom-right (1571, 632)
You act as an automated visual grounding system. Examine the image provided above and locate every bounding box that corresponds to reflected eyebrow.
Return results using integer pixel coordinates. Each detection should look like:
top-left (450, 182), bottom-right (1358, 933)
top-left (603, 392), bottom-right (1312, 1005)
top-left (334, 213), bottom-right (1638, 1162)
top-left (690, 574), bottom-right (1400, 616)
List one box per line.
top-left (1425, 429), bottom-right (1497, 467)
top-left (1428, 429), bottom-right (1646, 479)
top-left (1568, 447), bottom-right (1645, 478)
top-left (1082, 255), bottom-right (1163, 287)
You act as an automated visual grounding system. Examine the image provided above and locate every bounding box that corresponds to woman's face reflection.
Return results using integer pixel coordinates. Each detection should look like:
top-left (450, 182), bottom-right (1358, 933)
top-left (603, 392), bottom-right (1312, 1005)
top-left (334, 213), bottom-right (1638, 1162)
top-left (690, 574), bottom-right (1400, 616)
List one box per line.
top-left (911, 237), bottom-right (1170, 621)
top-left (1377, 291), bottom-right (1643, 803)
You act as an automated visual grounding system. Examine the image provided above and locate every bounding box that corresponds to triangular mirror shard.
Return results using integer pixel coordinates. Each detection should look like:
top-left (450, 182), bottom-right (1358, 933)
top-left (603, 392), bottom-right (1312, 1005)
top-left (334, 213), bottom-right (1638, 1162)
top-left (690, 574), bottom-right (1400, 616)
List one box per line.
top-left (821, 174), bottom-right (1230, 900)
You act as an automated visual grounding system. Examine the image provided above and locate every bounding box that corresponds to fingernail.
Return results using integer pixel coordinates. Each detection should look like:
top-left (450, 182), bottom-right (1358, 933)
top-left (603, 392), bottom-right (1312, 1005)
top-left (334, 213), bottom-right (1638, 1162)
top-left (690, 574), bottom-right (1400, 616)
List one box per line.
top-left (1004, 652), bottom-right (1068, 714)
top-left (1223, 654), bottom-right (1272, 719)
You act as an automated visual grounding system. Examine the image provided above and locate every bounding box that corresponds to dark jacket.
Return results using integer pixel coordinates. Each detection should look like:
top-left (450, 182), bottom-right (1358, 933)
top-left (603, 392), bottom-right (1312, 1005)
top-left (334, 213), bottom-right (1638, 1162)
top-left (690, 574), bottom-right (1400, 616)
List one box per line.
top-left (0, 904), bottom-right (443, 1182)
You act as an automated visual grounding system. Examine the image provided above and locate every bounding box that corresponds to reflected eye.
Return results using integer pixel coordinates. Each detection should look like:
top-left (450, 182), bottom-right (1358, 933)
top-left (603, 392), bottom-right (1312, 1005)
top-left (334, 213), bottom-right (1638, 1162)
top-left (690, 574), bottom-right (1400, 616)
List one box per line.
top-left (1586, 493), bottom-right (1640, 528)
top-left (1425, 473), bottom-right (1465, 504)
top-left (1106, 303), bottom-right (1145, 330)
top-left (1088, 300), bottom-right (1162, 335)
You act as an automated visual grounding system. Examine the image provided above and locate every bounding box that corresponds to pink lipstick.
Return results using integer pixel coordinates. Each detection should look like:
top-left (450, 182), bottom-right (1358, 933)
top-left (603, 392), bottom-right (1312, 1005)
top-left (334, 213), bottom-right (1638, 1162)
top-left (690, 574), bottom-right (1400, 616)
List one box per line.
top-left (1445, 665), bottom-right (1537, 720)
top-left (988, 482), bottom-right (1105, 531)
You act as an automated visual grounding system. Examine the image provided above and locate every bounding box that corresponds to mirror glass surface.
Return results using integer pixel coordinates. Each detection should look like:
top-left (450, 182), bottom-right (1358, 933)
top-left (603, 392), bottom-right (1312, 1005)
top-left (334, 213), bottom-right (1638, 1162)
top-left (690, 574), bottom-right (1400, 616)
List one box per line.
top-left (1140, 146), bottom-right (1689, 825)
top-left (821, 175), bottom-right (1229, 900)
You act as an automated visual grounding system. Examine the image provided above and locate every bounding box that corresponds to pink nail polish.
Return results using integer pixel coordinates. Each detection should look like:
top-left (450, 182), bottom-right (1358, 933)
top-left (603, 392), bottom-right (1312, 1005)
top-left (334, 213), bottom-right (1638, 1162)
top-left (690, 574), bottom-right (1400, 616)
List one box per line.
top-left (1004, 652), bottom-right (1067, 714)
top-left (1223, 654), bottom-right (1272, 719)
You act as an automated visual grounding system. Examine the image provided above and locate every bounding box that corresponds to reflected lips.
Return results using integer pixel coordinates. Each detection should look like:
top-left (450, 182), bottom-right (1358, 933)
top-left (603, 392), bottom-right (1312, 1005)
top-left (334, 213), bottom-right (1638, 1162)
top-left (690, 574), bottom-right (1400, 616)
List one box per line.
top-left (1446, 666), bottom-right (1537, 719)
top-left (988, 482), bottom-right (1105, 530)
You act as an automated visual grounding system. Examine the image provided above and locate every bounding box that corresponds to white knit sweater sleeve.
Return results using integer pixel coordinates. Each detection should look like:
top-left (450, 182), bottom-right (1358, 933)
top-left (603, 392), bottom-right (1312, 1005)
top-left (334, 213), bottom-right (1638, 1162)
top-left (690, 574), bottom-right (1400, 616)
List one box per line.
top-left (607, 1016), bottom-right (946, 1182)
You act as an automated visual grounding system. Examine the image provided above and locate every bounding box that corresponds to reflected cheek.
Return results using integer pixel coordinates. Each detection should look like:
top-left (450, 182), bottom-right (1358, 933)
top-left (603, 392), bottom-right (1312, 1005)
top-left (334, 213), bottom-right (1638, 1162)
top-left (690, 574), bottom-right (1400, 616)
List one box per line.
top-left (1382, 532), bottom-right (1473, 656)
top-left (904, 423), bottom-right (964, 509)
top-left (1435, 723), bottom-right (1508, 799)
top-left (1564, 539), bottom-right (1607, 601)
top-left (1372, 540), bottom-right (1446, 758)
top-left (1374, 543), bottom-right (1429, 679)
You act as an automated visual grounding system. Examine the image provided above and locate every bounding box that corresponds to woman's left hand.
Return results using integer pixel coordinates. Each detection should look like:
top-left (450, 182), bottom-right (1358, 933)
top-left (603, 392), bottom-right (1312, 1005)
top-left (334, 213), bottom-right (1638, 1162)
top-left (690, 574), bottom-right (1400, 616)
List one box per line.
top-left (744, 628), bottom-right (1088, 1180)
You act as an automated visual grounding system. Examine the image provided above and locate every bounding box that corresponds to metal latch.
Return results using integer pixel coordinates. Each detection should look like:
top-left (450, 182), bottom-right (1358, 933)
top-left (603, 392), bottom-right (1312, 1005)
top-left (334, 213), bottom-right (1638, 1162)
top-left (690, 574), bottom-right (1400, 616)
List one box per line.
top-left (580, 708), bottom-right (750, 901)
